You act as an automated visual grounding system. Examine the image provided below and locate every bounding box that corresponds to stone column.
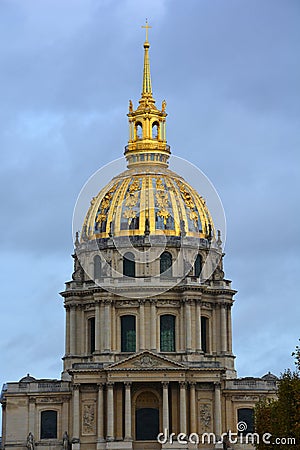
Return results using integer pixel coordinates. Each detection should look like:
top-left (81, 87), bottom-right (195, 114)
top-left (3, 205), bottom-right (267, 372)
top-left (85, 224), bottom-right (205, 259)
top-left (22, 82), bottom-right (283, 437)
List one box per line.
top-left (70, 306), bottom-right (76, 355)
top-left (104, 302), bottom-right (111, 352)
top-left (196, 302), bottom-right (202, 352)
top-left (227, 306), bottom-right (233, 353)
top-left (28, 398), bottom-right (35, 435)
top-left (100, 302), bottom-right (105, 352)
top-left (124, 382), bottom-right (132, 441)
top-left (97, 384), bottom-right (105, 443)
top-left (139, 301), bottom-right (145, 350)
top-left (212, 305), bottom-right (217, 353)
top-left (106, 382), bottom-right (114, 441)
top-left (95, 302), bottom-right (101, 353)
top-left (62, 399), bottom-right (69, 439)
top-left (185, 301), bottom-right (192, 352)
top-left (72, 384), bottom-right (80, 442)
top-left (65, 307), bottom-right (70, 355)
top-left (80, 306), bottom-right (85, 354)
top-left (214, 382), bottom-right (222, 439)
top-left (189, 383), bottom-right (197, 434)
top-left (179, 382), bottom-right (187, 435)
top-left (150, 301), bottom-right (157, 351)
top-left (162, 382), bottom-right (169, 433)
top-left (220, 303), bottom-right (227, 353)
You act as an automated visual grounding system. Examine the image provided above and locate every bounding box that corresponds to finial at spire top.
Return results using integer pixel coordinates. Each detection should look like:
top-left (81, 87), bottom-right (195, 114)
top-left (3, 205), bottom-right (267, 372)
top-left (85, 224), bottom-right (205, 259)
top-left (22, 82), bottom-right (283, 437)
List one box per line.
top-left (142, 19), bottom-right (152, 42)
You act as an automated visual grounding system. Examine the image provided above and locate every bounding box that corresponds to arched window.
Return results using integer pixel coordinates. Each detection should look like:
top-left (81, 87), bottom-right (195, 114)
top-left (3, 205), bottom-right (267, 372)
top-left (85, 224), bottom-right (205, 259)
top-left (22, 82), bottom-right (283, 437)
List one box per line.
top-left (136, 123), bottom-right (142, 139)
top-left (237, 408), bottom-right (254, 434)
top-left (201, 316), bottom-right (209, 353)
top-left (160, 315), bottom-right (175, 352)
top-left (94, 255), bottom-right (102, 279)
top-left (121, 315), bottom-right (136, 352)
top-left (123, 252), bottom-right (135, 277)
top-left (194, 254), bottom-right (202, 278)
top-left (160, 252), bottom-right (172, 277)
top-left (152, 122), bottom-right (159, 139)
top-left (88, 317), bottom-right (95, 354)
top-left (41, 410), bottom-right (57, 439)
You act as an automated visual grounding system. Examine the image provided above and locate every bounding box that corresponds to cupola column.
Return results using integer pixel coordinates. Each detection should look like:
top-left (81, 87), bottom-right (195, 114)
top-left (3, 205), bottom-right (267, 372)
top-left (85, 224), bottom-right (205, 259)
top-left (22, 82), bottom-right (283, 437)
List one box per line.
top-left (70, 306), bottom-right (77, 355)
top-left (227, 306), bottom-right (233, 353)
top-left (95, 302), bottom-right (101, 353)
top-left (196, 301), bottom-right (202, 351)
top-left (139, 301), bottom-right (145, 350)
top-left (150, 301), bottom-right (157, 351)
top-left (104, 301), bottom-right (111, 352)
top-left (220, 303), bottom-right (227, 353)
top-left (65, 306), bottom-right (70, 355)
top-left (185, 300), bottom-right (192, 352)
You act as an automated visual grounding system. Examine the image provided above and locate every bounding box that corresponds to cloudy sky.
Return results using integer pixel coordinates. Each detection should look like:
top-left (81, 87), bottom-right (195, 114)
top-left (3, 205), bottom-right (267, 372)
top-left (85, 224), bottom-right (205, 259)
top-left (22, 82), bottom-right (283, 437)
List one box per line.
top-left (1, 0), bottom-right (299, 404)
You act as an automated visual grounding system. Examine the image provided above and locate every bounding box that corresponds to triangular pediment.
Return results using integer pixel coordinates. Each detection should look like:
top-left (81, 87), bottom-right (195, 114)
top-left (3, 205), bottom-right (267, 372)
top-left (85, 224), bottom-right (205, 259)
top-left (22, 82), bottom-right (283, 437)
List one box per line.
top-left (106, 351), bottom-right (186, 371)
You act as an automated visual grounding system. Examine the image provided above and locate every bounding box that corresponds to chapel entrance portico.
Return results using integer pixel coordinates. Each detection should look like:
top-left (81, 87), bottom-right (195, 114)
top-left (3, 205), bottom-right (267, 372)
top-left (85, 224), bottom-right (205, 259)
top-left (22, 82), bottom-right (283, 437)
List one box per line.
top-left (70, 351), bottom-right (224, 450)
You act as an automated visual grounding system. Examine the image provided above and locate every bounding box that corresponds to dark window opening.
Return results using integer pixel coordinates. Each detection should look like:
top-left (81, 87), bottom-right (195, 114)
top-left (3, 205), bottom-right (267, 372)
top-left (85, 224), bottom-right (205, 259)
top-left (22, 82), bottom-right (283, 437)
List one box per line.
top-left (201, 316), bottom-right (209, 353)
top-left (121, 315), bottom-right (136, 352)
top-left (238, 408), bottom-right (254, 434)
top-left (88, 317), bottom-right (95, 354)
top-left (94, 255), bottom-right (102, 279)
top-left (123, 252), bottom-right (135, 277)
top-left (194, 254), bottom-right (202, 278)
top-left (41, 410), bottom-right (57, 439)
top-left (160, 315), bottom-right (175, 352)
top-left (129, 216), bottom-right (139, 230)
top-left (160, 251), bottom-right (172, 277)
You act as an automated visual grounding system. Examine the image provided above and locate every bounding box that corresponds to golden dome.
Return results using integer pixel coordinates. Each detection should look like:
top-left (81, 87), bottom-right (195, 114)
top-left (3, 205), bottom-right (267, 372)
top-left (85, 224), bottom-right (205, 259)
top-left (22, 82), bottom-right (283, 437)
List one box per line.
top-left (81, 24), bottom-right (215, 242)
top-left (82, 166), bottom-right (214, 240)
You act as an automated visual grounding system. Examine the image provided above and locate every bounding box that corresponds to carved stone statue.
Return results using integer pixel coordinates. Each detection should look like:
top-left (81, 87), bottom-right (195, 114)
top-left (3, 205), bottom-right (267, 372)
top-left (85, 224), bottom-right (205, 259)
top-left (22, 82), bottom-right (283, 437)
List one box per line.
top-left (26, 432), bottom-right (35, 450)
top-left (162, 99), bottom-right (167, 112)
top-left (129, 100), bottom-right (133, 112)
top-left (62, 431), bottom-right (69, 450)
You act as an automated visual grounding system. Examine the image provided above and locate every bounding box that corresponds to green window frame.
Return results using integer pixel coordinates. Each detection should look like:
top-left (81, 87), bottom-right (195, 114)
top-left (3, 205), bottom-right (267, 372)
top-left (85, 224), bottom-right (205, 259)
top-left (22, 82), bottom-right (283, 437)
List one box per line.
top-left (121, 315), bottom-right (136, 352)
top-left (160, 315), bottom-right (175, 352)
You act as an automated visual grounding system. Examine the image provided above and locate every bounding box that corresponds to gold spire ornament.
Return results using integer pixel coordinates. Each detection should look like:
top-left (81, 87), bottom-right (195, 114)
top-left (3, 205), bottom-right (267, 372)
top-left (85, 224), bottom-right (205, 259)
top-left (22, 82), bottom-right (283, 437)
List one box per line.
top-left (124, 20), bottom-right (170, 168)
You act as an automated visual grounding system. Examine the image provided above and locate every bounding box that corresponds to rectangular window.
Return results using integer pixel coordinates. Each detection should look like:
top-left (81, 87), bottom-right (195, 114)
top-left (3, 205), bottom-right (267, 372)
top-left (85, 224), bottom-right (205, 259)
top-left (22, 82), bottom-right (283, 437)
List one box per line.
top-left (201, 317), bottom-right (208, 353)
top-left (88, 317), bottom-right (95, 354)
top-left (160, 315), bottom-right (175, 352)
top-left (121, 315), bottom-right (136, 352)
top-left (41, 410), bottom-right (57, 439)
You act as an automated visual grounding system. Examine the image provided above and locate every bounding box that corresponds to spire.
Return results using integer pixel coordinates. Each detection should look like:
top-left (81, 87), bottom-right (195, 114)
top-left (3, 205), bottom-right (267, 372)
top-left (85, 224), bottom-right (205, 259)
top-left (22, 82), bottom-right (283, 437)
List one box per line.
top-left (141, 19), bottom-right (152, 97)
top-left (124, 22), bottom-right (170, 169)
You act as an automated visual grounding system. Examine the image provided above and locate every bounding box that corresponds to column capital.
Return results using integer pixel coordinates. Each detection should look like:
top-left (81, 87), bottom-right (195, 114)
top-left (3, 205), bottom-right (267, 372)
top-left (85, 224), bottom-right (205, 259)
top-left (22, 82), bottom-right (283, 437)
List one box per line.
top-left (189, 381), bottom-right (196, 387)
top-left (161, 381), bottom-right (169, 388)
top-left (124, 381), bottom-right (132, 387)
top-left (214, 381), bottom-right (221, 389)
top-left (179, 381), bottom-right (188, 389)
top-left (73, 384), bottom-right (80, 391)
top-left (97, 383), bottom-right (105, 390)
top-left (107, 381), bottom-right (114, 388)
